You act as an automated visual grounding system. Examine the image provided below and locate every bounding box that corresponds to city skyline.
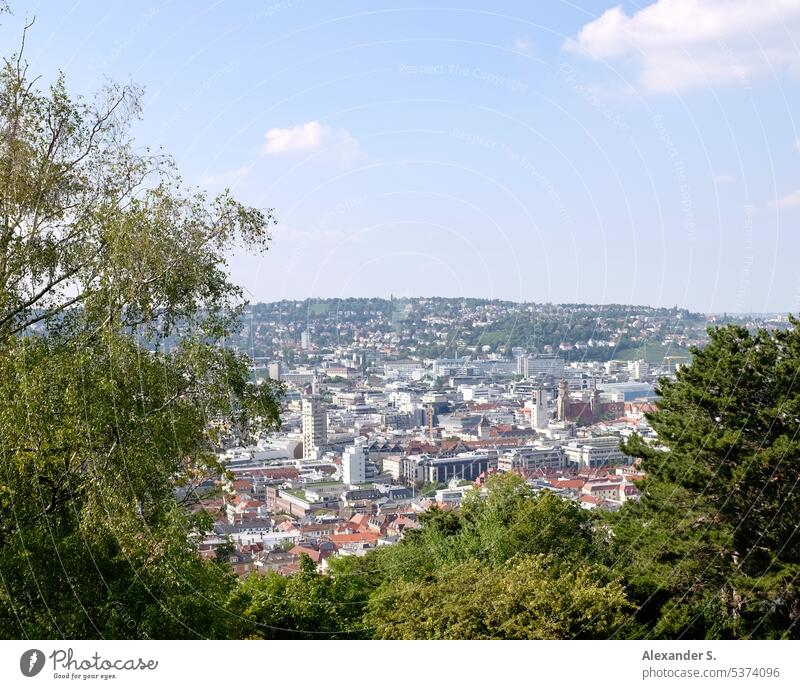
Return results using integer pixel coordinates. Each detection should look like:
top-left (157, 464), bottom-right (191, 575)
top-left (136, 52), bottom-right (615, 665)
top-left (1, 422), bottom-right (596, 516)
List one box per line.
top-left (2, 1), bottom-right (799, 312)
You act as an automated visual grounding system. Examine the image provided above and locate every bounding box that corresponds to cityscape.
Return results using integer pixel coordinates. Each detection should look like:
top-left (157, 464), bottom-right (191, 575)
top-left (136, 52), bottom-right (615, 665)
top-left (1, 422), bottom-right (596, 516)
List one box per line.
top-left (1, 1), bottom-right (799, 680)
top-left (199, 297), bottom-right (789, 574)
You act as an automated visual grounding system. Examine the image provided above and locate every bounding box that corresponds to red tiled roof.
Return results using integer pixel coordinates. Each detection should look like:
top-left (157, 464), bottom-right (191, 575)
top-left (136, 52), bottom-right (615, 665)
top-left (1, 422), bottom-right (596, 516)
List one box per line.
top-left (290, 545), bottom-right (323, 562)
top-left (554, 479), bottom-right (585, 490)
top-left (579, 495), bottom-right (603, 505)
top-left (327, 532), bottom-right (380, 546)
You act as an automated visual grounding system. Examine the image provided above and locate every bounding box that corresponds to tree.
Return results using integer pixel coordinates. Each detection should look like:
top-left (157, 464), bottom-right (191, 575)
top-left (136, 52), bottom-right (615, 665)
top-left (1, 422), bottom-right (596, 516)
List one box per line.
top-left (225, 554), bottom-right (368, 639)
top-left (417, 481), bottom-right (444, 497)
top-left (215, 539), bottom-right (236, 564)
top-left (0, 23), bottom-right (274, 344)
top-left (360, 473), bottom-right (614, 628)
top-left (367, 555), bottom-right (631, 639)
top-left (0, 22), bottom-right (281, 638)
top-left (613, 323), bottom-right (800, 639)
top-left (457, 474), bottom-right (603, 566)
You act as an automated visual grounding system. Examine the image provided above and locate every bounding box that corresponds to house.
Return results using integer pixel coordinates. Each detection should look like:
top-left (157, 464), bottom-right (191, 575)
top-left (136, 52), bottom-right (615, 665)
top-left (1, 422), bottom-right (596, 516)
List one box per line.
top-left (290, 541), bottom-right (337, 568)
top-left (227, 550), bottom-right (256, 576)
top-left (253, 550), bottom-right (300, 575)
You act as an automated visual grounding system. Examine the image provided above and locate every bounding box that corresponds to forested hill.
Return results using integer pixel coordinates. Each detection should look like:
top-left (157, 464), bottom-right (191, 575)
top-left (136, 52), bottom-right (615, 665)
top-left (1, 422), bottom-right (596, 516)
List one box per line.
top-left (234, 297), bottom-right (716, 363)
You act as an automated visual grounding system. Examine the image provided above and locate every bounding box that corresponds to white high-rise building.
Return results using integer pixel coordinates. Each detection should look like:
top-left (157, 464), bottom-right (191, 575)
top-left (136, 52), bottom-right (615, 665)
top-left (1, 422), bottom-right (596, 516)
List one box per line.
top-left (517, 355), bottom-right (565, 379)
top-left (267, 361), bottom-right (283, 380)
top-left (629, 359), bottom-right (650, 381)
top-left (301, 330), bottom-right (311, 349)
top-left (531, 388), bottom-right (548, 429)
top-left (301, 395), bottom-right (327, 459)
top-left (342, 440), bottom-right (367, 485)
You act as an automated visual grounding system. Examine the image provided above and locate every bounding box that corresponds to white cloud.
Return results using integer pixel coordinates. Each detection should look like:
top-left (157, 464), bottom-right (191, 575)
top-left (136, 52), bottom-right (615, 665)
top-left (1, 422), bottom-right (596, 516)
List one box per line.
top-left (264, 121), bottom-right (329, 153)
top-left (713, 173), bottom-right (735, 185)
top-left (771, 189), bottom-right (800, 209)
top-left (512, 37), bottom-right (534, 55)
top-left (200, 165), bottom-right (252, 187)
top-left (263, 120), bottom-right (365, 167)
top-left (565, 0), bottom-right (800, 92)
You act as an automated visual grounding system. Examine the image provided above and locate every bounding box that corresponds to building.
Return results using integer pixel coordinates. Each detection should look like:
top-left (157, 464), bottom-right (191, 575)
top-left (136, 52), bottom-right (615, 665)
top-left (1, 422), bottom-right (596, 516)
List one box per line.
top-left (301, 330), bottom-right (311, 349)
top-left (264, 486), bottom-right (339, 518)
top-left (381, 455), bottom-right (403, 481)
top-left (601, 381), bottom-right (657, 402)
top-left (342, 440), bottom-right (367, 485)
top-left (434, 485), bottom-right (474, 505)
top-left (529, 388), bottom-right (548, 429)
top-left (563, 436), bottom-right (628, 468)
top-left (383, 359), bottom-right (424, 379)
top-left (471, 359), bottom-right (517, 377)
top-left (282, 370), bottom-right (316, 386)
top-left (416, 451), bottom-right (498, 484)
top-left (556, 379), bottom-right (626, 423)
top-left (432, 357), bottom-right (473, 377)
top-left (438, 412), bottom-right (484, 436)
top-left (326, 365), bottom-right (358, 380)
top-left (301, 394), bottom-right (327, 459)
top-left (498, 444), bottom-right (565, 471)
top-left (518, 355), bottom-right (565, 379)
top-left (628, 359), bottom-right (650, 381)
top-left (557, 379), bottom-right (570, 421)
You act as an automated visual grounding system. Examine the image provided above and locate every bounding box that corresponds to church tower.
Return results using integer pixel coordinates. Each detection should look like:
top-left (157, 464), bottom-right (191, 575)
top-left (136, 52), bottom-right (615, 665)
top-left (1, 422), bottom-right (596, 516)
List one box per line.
top-left (590, 386), bottom-right (602, 418)
top-left (557, 379), bottom-right (569, 421)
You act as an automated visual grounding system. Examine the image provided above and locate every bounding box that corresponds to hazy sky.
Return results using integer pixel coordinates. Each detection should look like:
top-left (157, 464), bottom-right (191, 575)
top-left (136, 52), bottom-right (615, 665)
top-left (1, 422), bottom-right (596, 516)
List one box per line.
top-left (2, 1), bottom-right (800, 312)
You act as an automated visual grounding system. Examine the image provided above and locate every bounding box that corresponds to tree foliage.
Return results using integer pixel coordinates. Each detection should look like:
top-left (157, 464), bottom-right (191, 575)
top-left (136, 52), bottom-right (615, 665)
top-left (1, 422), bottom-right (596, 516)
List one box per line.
top-left (224, 554), bottom-right (368, 639)
top-left (364, 474), bottom-right (604, 586)
top-left (614, 322), bottom-right (800, 639)
top-left (0, 24), bottom-right (281, 638)
top-left (367, 555), bottom-right (630, 640)
top-left (342, 474), bottom-right (626, 638)
top-left (0, 27), bottom-right (274, 343)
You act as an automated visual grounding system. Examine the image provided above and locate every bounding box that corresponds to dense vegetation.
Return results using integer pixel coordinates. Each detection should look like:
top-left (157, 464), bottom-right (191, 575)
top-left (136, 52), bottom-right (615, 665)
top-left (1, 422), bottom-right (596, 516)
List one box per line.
top-left (614, 322), bottom-right (800, 639)
top-left (0, 23), bottom-right (281, 638)
top-left (1, 19), bottom-right (797, 640)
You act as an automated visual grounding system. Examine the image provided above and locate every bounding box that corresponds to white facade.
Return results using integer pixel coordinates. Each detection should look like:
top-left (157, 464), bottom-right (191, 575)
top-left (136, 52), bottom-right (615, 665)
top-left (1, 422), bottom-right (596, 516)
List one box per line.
top-left (342, 440), bottom-right (367, 485)
top-left (499, 443), bottom-right (565, 471)
top-left (518, 355), bottom-right (565, 378)
top-left (628, 359), bottom-right (650, 381)
top-left (531, 388), bottom-right (548, 429)
top-left (301, 396), bottom-right (327, 459)
top-left (563, 436), bottom-right (627, 468)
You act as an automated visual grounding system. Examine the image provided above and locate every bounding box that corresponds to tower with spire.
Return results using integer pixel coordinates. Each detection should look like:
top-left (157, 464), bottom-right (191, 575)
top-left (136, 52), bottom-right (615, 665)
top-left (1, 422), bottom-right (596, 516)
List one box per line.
top-left (557, 379), bottom-right (570, 421)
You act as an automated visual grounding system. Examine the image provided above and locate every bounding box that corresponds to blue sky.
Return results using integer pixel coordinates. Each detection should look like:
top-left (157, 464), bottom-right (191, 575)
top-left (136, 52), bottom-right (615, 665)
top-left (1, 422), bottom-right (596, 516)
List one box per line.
top-left (2, 0), bottom-right (800, 312)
